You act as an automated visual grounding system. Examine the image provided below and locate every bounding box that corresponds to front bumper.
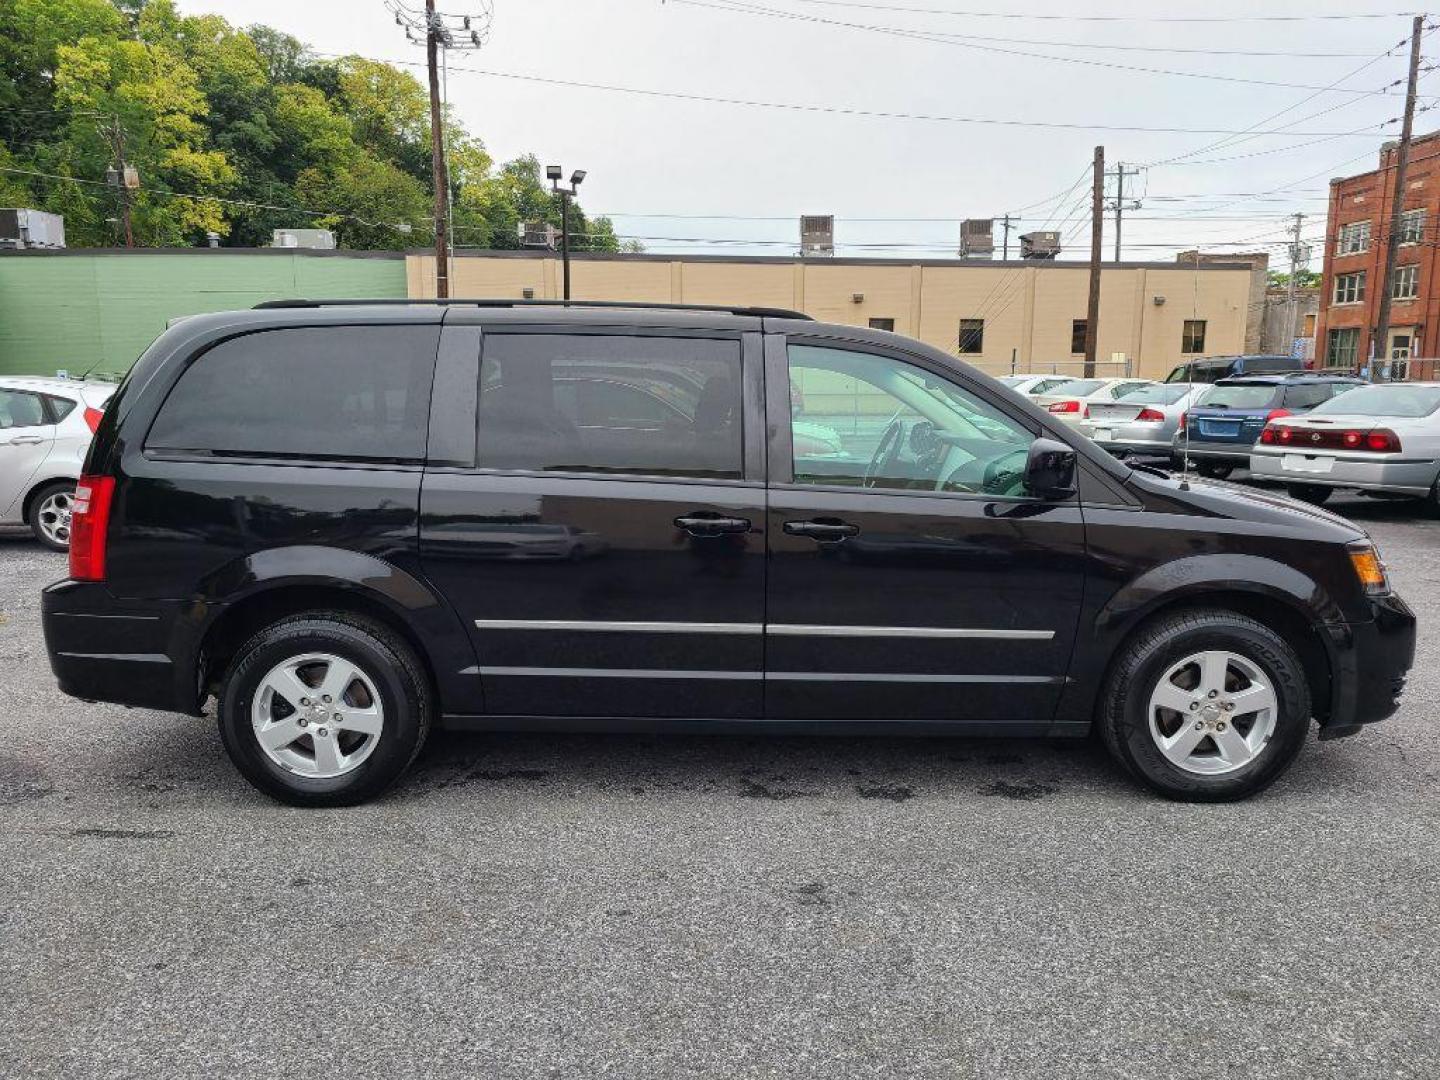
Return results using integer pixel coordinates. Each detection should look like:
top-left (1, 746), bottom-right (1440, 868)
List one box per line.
top-left (42, 580), bottom-right (213, 715)
top-left (1250, 448), bottom-right (1440, 496)
top-left (1318, 593), bottom-right (1416, 738)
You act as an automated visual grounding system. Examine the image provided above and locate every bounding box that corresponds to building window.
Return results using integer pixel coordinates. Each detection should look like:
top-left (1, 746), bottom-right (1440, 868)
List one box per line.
top-left (1326, 327), bottom-right (1360, 368)
top-left (867, 317), bottom-right (895, 332)
top-left (1070, 319), bottom-right (1087, 354)
top-left (1336, 220), bottom-right (1371, 255)
top-left (1400, 208), bottom-right (1427, 245)
top-left (1393, 264), bottom-right (1419, 300)
top-left (1333, 271), bottom-right (1366, 305)
top-left (958, 318), bottom-right (984, 354)
top-left (1181, 319), bottom-right (1207, 354)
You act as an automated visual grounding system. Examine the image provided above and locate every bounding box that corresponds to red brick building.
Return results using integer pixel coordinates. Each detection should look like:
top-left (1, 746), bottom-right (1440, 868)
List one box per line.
top-left (1316, 130), bottom-right (1440, 368)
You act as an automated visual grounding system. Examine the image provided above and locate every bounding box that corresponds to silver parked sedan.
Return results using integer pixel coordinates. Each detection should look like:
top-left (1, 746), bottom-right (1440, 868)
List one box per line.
top-left (1249, 381), bottom-right (1440, 507)
top-left (1077, 382), bottom-right (1203, 460)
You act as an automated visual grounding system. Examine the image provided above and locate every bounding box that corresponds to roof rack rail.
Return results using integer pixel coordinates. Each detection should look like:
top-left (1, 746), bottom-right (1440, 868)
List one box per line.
top-left (253, 298), bottom-right (813, 320)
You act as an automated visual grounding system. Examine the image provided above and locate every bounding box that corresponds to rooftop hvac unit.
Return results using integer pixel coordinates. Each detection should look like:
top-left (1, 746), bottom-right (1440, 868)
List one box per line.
top-left (800, 214), bottom-right (834, 257)
top-left (272, 228), bottom-right (336, 250)
top-left (519, 221), bottom-right (558, 250)
top-left (0, 209), bottom-right (66, 250)
top-left (959, 218), bottom-right (994, 258)
top-left (1019, 230), bottom-right (1060, 260)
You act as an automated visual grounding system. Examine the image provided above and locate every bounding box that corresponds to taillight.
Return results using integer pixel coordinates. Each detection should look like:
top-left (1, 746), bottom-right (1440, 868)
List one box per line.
top-left (82, 406), bottom-right (104, 434)
top-left (1259, 426), bottom-right (1277, 444)
top-left (68, 475), bottom-right (115, 582)
top-left (1048, 400), bottom-right (1081, 413)
top-left (1366, 428), bottom-right (1402, 452)
top-left (1178, 411), bottom-right (1187, 432)
top-left (1265, 408), bottom-right (1292, 423)
top-left (1135, 408), bottom-right (1165, 422)
top-left (1342, 430), bottom-right (1363, 449)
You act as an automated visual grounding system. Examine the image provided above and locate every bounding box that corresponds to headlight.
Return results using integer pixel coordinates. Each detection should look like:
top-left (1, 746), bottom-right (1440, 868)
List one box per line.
top-left (1348, 540), bottom-right (1391, 596)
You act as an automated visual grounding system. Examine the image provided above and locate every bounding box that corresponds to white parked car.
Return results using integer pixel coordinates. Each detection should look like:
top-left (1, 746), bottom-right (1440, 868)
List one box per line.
top-left (1077, 382), bottom-right (1206, 460)
top-left (998, 374), bottom-right (1078, 398)
top-left (1249, 381), bottom-right (1440, 508)
top-left (0, 377), bottom-right (116, 549)
top-left (1035, 377), bottom-right (1158, 427)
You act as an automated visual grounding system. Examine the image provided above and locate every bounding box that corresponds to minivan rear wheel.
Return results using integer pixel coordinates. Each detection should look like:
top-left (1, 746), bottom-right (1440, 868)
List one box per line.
top-left (1097, 609), bottom-right (1311, 801)
top-left (217, 612), bottom-right (433, 806)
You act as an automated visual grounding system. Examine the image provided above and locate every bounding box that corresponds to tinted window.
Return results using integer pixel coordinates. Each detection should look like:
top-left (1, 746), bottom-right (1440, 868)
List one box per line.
top-left (1166, 361), bottom-right (1225, 384)
top-left (1198, 384), bottom-right (1280, 409)
top-left (147, 326), bottom-right (438, 461)
top-left (1311, 383), bottom-right (1440, 417)
top-left (788, 345), bottom-right (1034, 496)
top-left (1284, 383), bottom-right (1338, 409)
top-left (0, 390), bottom-right (48, 429)
top-left (476, 334), bottom-right (742, 480)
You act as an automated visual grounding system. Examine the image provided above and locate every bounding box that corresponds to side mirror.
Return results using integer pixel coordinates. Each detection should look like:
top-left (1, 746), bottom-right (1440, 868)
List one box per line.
top-left (1024, 437), bottom-right (1077, 499)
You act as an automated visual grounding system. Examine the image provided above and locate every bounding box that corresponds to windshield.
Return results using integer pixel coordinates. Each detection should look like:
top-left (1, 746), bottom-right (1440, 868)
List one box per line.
top-left (1117, 384), bottom-right (1191, 405)
top-left (1197, 384), bottom-right (1280, 409)
top-left (1310, 384), bottom-right (1440, 418)
top-left (1047, 378), bottom-right (1104, 396)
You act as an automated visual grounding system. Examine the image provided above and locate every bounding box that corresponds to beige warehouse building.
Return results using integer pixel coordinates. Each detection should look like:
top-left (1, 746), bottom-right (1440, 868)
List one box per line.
top-left (407, 250), bottom-right (1258, 380)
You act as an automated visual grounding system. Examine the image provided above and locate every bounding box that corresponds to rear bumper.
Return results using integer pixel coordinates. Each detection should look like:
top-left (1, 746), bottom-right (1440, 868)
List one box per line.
top-left (42, 580), bottom-right (213, 715)
top-left (1318, 593), bottom-right (1416, 737)
top-left (1250, 449), bottom-right (1439, 496)
top-left (1172, 442), bottom-right (1254, 467)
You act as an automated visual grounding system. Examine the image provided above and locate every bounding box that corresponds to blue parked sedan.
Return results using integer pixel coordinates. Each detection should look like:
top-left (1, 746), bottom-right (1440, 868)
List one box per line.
top-left (1172, 373), bottom-right (1365, 478)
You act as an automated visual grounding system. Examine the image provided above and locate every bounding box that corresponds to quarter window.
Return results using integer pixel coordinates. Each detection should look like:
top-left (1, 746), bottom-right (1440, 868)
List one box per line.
top-left (958, 318), bottom-right (984, 354)
top-left (1181, 319), bottom-right (1207, 354)
top-left (1333, 272), bottom-right (1366, 305)
top-left (1392, 264), bottom-right (1419, 300)
top-left (787, 344), bottom-right (1035, 497)
top-left (146, 326), bottom-right (439, 462)
top-left (476, 334), bottom-right (742, 480)
top-left (1336, 220), bottom-right (1371, 255)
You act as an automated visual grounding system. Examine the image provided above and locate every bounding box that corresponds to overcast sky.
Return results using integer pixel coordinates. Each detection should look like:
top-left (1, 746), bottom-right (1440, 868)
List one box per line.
top-left (175, 0), bottom-right (1426, 265)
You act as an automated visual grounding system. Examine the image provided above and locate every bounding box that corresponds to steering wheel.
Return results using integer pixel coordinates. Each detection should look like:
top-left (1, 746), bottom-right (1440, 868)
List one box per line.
top-left (862, 419), bottom-right (905, 489)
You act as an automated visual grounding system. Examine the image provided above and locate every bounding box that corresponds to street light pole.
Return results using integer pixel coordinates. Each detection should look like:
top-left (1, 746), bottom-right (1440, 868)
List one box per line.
top-left (548, 166), bottom-right (586, 302)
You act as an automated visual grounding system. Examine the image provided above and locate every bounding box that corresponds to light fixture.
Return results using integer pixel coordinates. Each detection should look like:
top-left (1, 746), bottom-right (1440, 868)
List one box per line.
top-left (570, 170), bottom-right (587, 186)
top-left (522, 287), bottom-right (535, 299)
top-left (852, 292), bottom-right (865, 304)
top-left (546, 165), bottom-right (563, 181)
top-left (1153, 295), bottom-right (1166, 306)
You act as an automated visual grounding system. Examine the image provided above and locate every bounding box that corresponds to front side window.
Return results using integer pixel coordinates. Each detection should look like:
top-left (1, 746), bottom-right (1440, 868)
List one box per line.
top-left (1070, 319), bottom-right (1087, 355)
top-left (1326, 328), bottom-right (1361, 368)
top-left (146, 326), bottom-right (438, 461)
top-left (1333, 272), bottom-right (1366, 305)
top-left (1182, 319), bottom-right (1207, 354)
top-left (958, 318), bottom-right (984, 354)
top-left (476, 334), bottom-right (742, 480)
top-left (1392, 264), bottom-right (1419, 300)
top-left (787, 344), bottom-right (1035, 497)
top-left (1400, 208), bottom-right (1426, 245)
top-left (1337, 220), bottom-right (1371, 255)
top-left (0, 389), bottom-right (49, 430)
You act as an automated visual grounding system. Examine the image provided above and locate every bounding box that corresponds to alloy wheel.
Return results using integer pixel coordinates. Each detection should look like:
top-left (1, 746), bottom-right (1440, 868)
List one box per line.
top-left (251, 652), bottom-right (385, 779)
top-left (1147, 650), bottom-right (1277, 775)
top-left (36, 489), bottom-right (74, 547)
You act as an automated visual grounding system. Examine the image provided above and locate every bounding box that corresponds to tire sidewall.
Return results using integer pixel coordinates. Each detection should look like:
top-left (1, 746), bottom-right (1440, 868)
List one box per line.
top-left (219, 620), bottom-right (423, 805)
top-left (1114, 620), bottom-right (1309, 800)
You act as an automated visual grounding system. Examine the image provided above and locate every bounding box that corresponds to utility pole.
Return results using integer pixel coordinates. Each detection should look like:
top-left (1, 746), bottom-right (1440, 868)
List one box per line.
top-left (101, 117), bottom-right (135, 248)
top-left (1000, 213), bottom-right (1013, 260)
top-left (1084, 145), bottom-right (1104, 378)
top-left (1373, 13), bottom-right (1424, 382)
top-left (1286, 212), bottom-right (1307, 350)
top-left (388, 0), bottom-right (493, 299)
top-left (1107, 163), bottom-right (1139, 262)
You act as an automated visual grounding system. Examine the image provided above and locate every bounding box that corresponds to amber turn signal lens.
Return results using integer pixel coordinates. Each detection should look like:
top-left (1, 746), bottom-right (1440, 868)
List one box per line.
top-left (1348, 543), bottom-right (1390, 596)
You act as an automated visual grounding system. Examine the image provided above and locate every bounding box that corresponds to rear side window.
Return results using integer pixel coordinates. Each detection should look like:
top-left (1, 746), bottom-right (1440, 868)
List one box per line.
top-left (1284, 383), bottom-right (1340, 409)
top-left (476, 334), bottom-right (742, 480)
top-left (147, 326), bottom-right (439, 462)
top-left (0, 389), bottom-right (48, 429)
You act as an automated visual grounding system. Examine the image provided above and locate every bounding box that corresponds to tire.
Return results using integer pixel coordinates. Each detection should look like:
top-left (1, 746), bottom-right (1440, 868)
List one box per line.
top-left (1196, 463), bottom-right (1233, 480)
top-left (1097, 608), bottom-right (1311, 802)
top-left (217, 612), bottom-right (433, 807)
top-left (1286, 483), bottom-right (1333, 506)
top-left (28, 480), bottom-right (76, 551)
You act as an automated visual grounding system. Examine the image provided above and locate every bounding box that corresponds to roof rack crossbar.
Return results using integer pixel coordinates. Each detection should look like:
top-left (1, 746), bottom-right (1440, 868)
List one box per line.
top-left (253, 298), bottom-right (813, 320)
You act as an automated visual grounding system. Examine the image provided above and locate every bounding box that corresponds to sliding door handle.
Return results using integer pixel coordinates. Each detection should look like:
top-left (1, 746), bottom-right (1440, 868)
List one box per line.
top-left (783, 519), bottom-right (859, 541)
top-left (674, 514), bottom-right (752, 536)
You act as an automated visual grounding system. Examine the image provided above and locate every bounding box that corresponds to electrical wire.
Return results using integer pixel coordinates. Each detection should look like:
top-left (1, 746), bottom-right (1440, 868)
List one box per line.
top-left (766, 0), bottom-right (1421, 23)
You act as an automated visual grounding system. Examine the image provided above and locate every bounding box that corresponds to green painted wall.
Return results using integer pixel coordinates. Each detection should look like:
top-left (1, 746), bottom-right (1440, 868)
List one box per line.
top-left (0, 251), bottom-right (408, 377)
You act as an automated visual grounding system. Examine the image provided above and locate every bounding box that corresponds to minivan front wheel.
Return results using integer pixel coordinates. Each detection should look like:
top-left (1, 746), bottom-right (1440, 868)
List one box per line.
top-left (1098, 609), bottom-right (1311, 801)
top-left (218, 612), bottom-right (433, 806)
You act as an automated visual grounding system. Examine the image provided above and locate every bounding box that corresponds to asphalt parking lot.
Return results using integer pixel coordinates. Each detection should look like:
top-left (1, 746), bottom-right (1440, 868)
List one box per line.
top-left (1, 494), bottom-right (1438, 1080)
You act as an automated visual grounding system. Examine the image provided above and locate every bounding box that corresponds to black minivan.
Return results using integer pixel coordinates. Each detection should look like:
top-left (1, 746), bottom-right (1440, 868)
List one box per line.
top-left (42, 301), bottom-right (1415, 806)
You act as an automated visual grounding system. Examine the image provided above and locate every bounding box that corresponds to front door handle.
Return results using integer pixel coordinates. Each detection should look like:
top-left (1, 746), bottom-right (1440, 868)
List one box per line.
top-left (783, 519), bottom-right (860, 541)
top-left (674, 514), bottom-right (752, 537)
top-left (8, 435), bottom-right (44, 445)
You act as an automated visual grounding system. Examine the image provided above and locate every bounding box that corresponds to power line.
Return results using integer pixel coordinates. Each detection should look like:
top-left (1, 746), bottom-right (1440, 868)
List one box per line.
top-left (669, 0), bottom-right (1412, 96)
top-left (765, 0), bottom-right (1422, 23)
